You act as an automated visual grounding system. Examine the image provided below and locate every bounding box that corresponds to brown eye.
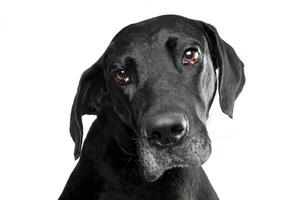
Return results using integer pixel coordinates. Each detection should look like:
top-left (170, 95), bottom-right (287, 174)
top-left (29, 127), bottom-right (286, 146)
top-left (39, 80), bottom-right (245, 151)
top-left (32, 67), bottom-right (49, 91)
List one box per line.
top-left (114, 70), bottom-right (130, 85)
top-left (182, 48), bottom-right (200, 65)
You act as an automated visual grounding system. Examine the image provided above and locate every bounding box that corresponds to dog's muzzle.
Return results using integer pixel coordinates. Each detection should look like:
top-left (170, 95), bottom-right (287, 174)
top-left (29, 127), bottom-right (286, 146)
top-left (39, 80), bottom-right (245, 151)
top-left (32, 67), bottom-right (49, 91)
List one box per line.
top-left (138, 109), bottom-right (210, 182)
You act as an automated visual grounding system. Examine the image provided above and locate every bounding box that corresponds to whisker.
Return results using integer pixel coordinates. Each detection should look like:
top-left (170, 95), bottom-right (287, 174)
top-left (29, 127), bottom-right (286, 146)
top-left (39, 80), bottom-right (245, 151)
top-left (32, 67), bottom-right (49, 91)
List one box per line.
top-left (124, 156), bottom-right (134, 167)
top-left (115, 138), bottom-right (136, 156)
top-left (130, 137), bottom-right (139, 142)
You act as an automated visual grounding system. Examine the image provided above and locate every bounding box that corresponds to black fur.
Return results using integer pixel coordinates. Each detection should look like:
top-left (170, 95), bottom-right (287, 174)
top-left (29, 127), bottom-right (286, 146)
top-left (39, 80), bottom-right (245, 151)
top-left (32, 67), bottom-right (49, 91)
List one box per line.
top-left (59, 15), bottom-right (245, 200)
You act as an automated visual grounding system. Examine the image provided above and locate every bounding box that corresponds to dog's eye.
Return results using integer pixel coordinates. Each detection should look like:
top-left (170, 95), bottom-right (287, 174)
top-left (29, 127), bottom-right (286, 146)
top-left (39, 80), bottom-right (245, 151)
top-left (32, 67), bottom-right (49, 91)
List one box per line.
top-left (114, 69), bottom-right (130, 85)
top-left (182, 48), bottom-right (200, 65)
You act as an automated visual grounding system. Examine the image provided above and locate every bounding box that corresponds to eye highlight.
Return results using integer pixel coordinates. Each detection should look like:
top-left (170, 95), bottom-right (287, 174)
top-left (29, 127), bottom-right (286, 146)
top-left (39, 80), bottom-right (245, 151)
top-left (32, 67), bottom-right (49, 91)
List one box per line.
top-left (114, 69), bottom-right (130, 85)
top-left (182, 48), bottom-right (200, 65)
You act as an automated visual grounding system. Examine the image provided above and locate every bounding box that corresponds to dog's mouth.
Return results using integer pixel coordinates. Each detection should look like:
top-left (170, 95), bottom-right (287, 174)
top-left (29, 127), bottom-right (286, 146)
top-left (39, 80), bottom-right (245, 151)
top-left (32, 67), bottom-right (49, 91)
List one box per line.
top-left (138, 132), bottom-right (211, 182)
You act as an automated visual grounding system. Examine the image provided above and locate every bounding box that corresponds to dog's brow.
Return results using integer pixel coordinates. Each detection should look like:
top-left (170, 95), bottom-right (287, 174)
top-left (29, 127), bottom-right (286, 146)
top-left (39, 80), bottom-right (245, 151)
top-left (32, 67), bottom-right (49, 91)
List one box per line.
top-left (164, 37), bottom-right (183, 73)
top-left (165, 37), bottom-right (178, 50)
top-left (125, 56), bottom-right (137, 67)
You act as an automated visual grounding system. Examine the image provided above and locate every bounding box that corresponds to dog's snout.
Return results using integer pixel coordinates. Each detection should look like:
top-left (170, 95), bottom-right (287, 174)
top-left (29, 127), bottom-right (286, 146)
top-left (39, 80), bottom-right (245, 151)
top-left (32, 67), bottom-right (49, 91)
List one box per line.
top-left (145, 112), bottom-right (188, 147)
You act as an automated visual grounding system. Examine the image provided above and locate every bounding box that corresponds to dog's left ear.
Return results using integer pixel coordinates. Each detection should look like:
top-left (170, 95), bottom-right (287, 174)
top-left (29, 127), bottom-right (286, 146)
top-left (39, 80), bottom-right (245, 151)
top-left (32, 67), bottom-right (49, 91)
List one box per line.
top-left (70, 57), bottom-right (107, 160)
top-left (201, 22), bottom-right (245, 118)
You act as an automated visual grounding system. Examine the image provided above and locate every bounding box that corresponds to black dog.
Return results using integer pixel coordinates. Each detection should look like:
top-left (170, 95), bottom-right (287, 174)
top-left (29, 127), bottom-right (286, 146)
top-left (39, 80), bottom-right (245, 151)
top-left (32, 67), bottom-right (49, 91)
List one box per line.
top-left (59, 15), bottom-right (245, 200)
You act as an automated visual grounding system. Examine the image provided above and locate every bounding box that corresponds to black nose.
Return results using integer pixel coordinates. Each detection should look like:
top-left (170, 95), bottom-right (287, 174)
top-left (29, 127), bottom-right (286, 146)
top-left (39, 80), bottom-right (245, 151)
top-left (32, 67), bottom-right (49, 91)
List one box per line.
top-left (145, 112), bottom-right (188, 147)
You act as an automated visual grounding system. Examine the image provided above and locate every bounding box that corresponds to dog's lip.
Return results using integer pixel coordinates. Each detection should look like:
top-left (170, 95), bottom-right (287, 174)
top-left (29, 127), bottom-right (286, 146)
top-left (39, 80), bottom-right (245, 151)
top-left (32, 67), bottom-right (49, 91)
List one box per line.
top-left (142, 168), bottom-right (163, 182)
top-left (138, 146), bottom-right (164, 182)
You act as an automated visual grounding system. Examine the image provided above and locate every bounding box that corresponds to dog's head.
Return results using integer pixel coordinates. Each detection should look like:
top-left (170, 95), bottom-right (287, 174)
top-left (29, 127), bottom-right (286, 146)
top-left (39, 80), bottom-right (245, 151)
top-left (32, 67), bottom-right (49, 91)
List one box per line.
top-left (69, 15), bottom-right (245, 182)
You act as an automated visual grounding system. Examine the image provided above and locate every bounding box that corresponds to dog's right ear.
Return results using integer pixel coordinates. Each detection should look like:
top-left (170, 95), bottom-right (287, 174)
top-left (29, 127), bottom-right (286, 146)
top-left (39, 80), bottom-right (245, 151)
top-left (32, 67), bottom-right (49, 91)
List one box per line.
top-left (70, 57), bottom-right (107, 160)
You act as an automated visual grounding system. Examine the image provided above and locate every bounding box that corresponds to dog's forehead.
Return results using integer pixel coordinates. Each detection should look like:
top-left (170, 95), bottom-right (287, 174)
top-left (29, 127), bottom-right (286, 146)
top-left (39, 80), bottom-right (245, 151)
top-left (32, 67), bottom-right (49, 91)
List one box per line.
top-left (104, 15), bottom-right (208, 86)
top-left (108, 15), bottom-right (204, 53)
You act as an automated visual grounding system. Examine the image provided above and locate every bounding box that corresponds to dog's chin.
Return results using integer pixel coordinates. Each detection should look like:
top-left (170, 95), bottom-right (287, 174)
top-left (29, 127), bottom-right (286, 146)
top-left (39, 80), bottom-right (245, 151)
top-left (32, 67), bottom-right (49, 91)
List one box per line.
top-left (141, 162), bottom-right (164, 182)
top-left (138, 137), bottom-right (211, 182)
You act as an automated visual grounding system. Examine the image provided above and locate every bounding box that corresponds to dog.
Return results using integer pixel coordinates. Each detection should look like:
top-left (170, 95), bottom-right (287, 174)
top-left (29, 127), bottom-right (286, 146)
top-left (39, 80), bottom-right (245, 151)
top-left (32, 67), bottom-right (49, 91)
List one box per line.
top-left (59, 15), bottom-right (245, 200)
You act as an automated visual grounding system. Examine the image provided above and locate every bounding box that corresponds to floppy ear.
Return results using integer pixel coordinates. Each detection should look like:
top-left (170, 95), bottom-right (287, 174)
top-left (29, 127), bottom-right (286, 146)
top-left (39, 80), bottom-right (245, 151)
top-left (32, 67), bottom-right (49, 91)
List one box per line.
top-left (202, 22), bottom-right (245, 118)
top-left (70, 57), bottom-right (107, 160)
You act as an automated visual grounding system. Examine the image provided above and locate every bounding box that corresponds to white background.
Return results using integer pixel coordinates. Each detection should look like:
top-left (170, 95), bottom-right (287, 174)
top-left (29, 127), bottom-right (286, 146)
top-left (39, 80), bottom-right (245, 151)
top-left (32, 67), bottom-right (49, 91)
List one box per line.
top-left (1, 0), bottom-right (299, 199)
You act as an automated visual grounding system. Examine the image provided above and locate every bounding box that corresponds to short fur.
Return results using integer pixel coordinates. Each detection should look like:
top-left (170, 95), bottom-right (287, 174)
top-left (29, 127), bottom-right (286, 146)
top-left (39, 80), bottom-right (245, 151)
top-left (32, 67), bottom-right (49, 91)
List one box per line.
top-left (59, 15), bottom-right (245, 200)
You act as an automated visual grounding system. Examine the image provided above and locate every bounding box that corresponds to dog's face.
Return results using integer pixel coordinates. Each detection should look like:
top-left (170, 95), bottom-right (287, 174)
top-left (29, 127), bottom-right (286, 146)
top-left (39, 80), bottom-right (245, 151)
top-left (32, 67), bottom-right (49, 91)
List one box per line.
top-left (105, 19), bottom-right (216, 181)
top-left (69, 15), bottom-right (245, 182)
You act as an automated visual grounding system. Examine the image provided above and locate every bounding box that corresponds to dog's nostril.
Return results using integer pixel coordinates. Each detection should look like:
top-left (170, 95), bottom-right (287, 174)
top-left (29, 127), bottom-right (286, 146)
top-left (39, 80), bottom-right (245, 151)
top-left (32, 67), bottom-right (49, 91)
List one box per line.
top-left (150, 131), bottom-right (162, 140)
top-left (170, 124), bottom-right (184, 135)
